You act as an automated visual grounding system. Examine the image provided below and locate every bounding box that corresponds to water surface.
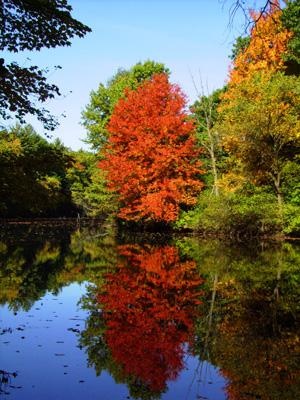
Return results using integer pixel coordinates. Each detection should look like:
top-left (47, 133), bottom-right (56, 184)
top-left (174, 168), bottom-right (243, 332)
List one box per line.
top-left (0, 223), bottom-right (299, 399)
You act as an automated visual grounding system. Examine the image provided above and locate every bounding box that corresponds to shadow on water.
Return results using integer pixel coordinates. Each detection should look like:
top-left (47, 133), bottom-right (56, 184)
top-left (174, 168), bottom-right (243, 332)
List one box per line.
top-left (0, 221), bottom-right (299, 399)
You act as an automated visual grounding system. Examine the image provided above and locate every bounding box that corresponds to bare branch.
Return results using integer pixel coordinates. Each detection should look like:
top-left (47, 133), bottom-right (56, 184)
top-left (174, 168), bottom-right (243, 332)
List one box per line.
top-left (221, 0), bottom-right (282, 31)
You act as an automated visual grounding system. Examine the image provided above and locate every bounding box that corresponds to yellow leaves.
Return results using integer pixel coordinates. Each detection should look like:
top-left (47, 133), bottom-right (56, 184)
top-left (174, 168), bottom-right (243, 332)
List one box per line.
top-left (73, 161), bottom-right (85, 171)
top-left (38, 175), bottom-right (61, 191)
top-left (0, 242), bottom-right (7, 254)
top-left (218, 171), bottom-right (247, 193)
top-left (219, 69), bottom-right (300, 191)
top-left (34, 242), bottom-right (60, 264)
top-left (0, 137), bottom-right (22, 155)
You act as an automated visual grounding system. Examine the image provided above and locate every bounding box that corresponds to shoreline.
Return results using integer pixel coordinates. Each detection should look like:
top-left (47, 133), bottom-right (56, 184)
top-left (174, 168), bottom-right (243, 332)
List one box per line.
top-left (0, 217), bottom-right (299, 242)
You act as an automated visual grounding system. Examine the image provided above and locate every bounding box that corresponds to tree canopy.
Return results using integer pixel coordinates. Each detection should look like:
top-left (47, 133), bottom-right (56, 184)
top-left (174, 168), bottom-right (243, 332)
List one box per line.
top-left (82, 60), bottom-right (169, 151)
top-left (218, 2), bottom-right (300, 205)
top-left (0, 124), bottom-right (75, 217)
top-left (219, 71), bottom-right (300, 206)
top-left (0, 0), bottom-right (91, 130)
top-left (228, 1), bottom-right (300, 75)
top-left (100, 73), bottom-right (203, 223)
top-left (229, 1), bottom-right (292, 84)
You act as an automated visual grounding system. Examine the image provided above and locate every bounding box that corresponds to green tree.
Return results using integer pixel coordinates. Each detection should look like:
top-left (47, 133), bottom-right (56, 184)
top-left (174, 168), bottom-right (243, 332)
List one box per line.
top-left (176, 187), bottom-right (281, 237)
top-left (0, 124), bottom-right (75, 217)
top-left (0, 0), bottom-right (91, 130)
top-left (229, 36), bottom-right (251, 61)
top-left (82, 60), bottom-right (169, 151)
top-left (67, 150), bottom-right (117, 217)
top-left (281, 0), bottom-right (300, 75)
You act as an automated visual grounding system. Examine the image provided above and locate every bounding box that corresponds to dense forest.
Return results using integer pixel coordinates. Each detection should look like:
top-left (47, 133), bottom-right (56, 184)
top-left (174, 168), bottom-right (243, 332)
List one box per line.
top-left (1, 0), bottom-right (299, 237)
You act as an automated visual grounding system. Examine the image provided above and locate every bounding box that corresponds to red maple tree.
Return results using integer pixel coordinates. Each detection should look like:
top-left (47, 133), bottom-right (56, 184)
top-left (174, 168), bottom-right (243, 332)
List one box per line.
top-left (100, 73), bottom-right (203, 222)
top-left (98, 244), bottom-right (203, 392)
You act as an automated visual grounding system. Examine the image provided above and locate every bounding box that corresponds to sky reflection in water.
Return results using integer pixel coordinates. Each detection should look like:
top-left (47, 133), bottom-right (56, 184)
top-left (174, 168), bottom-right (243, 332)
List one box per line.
top-left (1, 282), bottom-right (225, 400)
top-left (0, 224), bottom-right (299, 399)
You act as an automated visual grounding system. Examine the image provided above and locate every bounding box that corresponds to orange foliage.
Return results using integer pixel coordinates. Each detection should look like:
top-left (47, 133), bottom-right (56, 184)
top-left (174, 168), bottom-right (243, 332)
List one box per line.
top-left (98, 244), bottom-right (203, 392)
top-left (229, 0), bottom-right (292, 85)
top-left (100, 73), bottom-right (203, 222)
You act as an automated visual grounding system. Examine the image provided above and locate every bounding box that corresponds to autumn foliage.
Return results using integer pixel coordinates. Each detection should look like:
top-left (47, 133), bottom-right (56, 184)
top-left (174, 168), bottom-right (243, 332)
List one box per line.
top-left (229, 0), bottom-right (292, 85)
top-left (216, 296), bottom-right (299, 400)
top-left (100, 73), bottom-right (203, 222)
top-left (98, 244), bottom-right (203, 393)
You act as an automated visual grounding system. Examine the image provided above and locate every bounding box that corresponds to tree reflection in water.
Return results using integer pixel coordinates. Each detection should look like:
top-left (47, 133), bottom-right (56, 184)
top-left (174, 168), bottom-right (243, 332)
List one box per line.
top-left (82, 244), bottom-right (204, 399)
top-left (0, 223), bottom-right (117, 313)
top-left (1, 224), bottom-right (299, 399)
top-left (183, 239), bottom-right (300, 400)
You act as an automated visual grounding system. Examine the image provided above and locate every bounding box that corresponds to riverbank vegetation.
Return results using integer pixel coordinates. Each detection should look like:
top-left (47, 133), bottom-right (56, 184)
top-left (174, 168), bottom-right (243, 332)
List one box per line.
top-left (1, 1), bottom-right (299, 238)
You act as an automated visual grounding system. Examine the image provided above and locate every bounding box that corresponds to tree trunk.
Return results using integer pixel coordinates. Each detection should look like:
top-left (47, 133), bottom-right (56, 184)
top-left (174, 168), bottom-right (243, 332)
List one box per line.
top-left (203, 274), bottom-right (218, 358)
top-left (273, 172), bottom-right (283, 225)
top-left (210, 149), bottom-right (219, 197)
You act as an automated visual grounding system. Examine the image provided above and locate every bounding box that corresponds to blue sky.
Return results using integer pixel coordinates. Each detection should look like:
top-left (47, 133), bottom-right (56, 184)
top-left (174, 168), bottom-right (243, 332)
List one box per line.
top-left (6, 0), bottom-right (257, 150)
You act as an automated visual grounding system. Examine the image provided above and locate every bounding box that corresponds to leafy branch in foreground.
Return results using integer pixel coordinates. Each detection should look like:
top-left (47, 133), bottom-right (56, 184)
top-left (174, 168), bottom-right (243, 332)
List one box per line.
top-left (0, 0), bottom-right (91, 130)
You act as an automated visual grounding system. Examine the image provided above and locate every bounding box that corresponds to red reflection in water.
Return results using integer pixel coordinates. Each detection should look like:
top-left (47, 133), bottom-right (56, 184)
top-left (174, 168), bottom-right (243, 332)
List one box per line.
top-left (98, 244), bottom-right (203, 392)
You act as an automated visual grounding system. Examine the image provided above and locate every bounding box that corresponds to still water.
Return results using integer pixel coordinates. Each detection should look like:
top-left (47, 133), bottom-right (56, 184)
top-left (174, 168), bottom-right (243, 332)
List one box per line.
top-left (0, 223), bottom-right (299, 399)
